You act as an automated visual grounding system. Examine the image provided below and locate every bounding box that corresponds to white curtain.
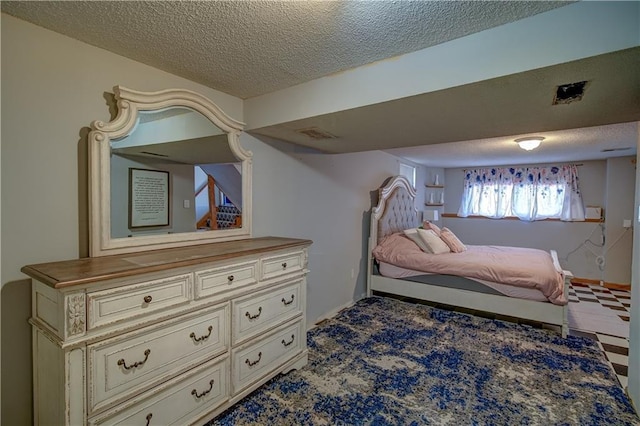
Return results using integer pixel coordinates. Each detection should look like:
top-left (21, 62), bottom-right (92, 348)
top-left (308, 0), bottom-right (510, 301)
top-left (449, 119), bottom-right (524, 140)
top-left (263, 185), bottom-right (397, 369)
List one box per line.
top-left (559, 164), bottom-right (586, 221)
top-left (458, 165), bottom-right (585, 221)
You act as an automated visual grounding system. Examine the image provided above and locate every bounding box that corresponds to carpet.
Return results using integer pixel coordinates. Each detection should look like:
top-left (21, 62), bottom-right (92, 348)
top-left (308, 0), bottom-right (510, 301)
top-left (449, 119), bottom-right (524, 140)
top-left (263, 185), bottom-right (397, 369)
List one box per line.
top-left (208, 297), bottom-right (639, 425)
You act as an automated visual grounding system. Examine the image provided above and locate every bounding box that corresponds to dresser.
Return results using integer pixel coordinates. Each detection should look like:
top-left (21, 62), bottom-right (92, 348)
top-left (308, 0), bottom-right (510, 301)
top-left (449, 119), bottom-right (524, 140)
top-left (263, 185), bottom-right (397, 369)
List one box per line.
top-left (22, 236), bottom-right (312, 426)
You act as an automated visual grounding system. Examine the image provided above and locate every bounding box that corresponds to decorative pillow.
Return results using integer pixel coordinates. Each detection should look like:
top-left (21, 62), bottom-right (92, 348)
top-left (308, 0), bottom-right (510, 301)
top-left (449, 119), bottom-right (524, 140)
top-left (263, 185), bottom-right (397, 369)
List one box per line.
top-left (440, 227), bottom-right (467, 253)
top-left (403, 229), bottom-right (431, 252)
top-left (422, 221), bottom-right (442, 236)
top-left (416, 228), bottom-right (451, 254)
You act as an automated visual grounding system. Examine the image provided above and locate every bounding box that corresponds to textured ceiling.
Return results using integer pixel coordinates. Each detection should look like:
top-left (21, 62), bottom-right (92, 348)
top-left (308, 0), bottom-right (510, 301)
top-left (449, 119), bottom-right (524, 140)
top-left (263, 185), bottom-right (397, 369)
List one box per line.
top-left (2, 1), bottom-right (637, 166)
top-left (1, 0), bottom-right (569, 99)
top-left (386, 122), bottom-right (639, 168)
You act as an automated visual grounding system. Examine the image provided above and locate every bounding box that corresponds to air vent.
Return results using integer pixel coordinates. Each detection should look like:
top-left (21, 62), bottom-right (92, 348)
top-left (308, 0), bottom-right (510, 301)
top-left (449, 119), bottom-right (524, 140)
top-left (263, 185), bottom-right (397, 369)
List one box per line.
top-left (295, 127), bottom-right (338, 140)
top-left (553, 81), bottom-right (588, 105)
top-left (600, 147), bottom-right (631, 153)
top-left (140, 151), bottom-right (169, 157)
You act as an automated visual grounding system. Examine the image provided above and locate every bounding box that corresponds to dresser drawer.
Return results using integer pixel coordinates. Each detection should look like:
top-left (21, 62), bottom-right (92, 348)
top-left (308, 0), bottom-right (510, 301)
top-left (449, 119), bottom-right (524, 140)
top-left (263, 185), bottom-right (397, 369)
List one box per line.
top-left (232, 280), bottom-right (303, 344)
top-left (194, 260), bottom-right (258, 300)
top-left (87, 274), bottom-right (192, 329)
top-left (232, 320), bottom-right (303, 393)
top-left (89, 357), bottom-right (228, 426)
top-left (260, 250), bottom-right (305, 281)
top-left (88, 305), bottom-right (228, 413)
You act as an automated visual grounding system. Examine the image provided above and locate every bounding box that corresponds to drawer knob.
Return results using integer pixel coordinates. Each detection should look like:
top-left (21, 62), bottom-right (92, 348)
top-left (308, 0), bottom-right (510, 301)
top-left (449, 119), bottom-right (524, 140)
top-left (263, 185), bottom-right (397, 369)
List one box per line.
top-left (143, 295), bottom-right (153, 304)
top-left (227, 275), bottom-right (234, 282)
top-left (145, 413), bottom-right (152, 426)
top-left (281, 295), bottom-right (295, 306)
top-left (282, 334), bottom-right (295, 347)
top-left (190, 326), bottom-right (213, 343)
top-left (245, 352), bottom-right (262, 367)
top-left (191, 379), bottom-right (215, 399)
top-left (117, 349), bottom-right (151, 370)
top-left (282, 262), bottom-right (287, 269)
top-left (245, 306), bottom-right (262, 320)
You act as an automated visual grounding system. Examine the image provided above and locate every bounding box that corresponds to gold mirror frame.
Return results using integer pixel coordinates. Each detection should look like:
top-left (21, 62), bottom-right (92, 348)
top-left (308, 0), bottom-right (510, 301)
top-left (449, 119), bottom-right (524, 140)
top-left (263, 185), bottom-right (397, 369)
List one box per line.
top-left (88, 86), bottom-right (252, 257)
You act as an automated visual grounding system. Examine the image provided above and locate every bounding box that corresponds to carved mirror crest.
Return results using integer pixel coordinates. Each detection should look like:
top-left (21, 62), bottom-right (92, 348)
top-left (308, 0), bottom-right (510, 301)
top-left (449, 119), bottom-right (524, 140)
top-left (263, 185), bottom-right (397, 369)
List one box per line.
top-left (89, 86), bottom-right (252, 257)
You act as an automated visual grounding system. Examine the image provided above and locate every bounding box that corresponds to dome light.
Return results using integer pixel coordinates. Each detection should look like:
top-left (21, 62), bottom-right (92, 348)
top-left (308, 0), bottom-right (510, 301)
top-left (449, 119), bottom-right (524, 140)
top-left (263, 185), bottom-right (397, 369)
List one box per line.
top-left (515, 137), bottom-right (544, 151)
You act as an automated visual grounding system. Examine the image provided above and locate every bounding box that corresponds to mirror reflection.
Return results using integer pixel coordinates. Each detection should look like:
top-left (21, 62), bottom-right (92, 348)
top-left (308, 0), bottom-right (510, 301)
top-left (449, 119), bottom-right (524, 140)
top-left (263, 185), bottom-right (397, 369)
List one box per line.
top-left (109, 107), bottom-right (242, 238)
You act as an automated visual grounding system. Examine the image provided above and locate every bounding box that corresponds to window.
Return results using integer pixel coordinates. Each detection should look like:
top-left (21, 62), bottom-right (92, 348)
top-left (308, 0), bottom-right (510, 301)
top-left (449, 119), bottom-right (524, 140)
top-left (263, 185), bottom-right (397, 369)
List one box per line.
top-left (458, 165), bottom-right (585, 221)
top-left (399, 163), bottom-right (416, 188)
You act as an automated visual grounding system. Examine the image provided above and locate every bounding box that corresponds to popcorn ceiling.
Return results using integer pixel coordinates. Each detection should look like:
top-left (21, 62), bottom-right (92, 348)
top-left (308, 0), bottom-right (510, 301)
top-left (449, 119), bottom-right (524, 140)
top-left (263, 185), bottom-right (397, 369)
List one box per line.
top-left (1, 1), bottom-right (567, 99)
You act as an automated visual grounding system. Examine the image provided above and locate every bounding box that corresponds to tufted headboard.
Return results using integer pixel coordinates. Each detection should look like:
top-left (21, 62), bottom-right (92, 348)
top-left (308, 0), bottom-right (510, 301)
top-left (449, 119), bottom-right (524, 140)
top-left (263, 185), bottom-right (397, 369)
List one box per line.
top-left (371, 176), bottom-right (419, 245)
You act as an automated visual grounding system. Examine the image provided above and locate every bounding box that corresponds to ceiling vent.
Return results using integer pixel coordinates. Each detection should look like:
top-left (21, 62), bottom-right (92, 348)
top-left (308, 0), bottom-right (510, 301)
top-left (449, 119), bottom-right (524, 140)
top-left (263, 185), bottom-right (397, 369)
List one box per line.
top-left (140, 151), bottom-right (169, 157)
top-left (600, 147), bottom-right (631, 153)
top-left (553, 81), bottom-right (588, 105)
top-left (295, 127), bottom-right (338, 140)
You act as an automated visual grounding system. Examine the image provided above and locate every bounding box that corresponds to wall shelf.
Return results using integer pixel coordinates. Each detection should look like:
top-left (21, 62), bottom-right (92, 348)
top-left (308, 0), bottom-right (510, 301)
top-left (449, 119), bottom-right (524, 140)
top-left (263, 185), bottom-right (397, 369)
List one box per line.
top-left (425, 184), bottom-right (444, 188)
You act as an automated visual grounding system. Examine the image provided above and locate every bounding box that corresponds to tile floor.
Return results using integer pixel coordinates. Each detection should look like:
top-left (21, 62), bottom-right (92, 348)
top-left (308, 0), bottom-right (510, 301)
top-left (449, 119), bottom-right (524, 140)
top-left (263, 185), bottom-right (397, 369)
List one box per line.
top-left (568, 282), bottom-right (631, 389)
top-left (568, 282), bottom-right (631, 323)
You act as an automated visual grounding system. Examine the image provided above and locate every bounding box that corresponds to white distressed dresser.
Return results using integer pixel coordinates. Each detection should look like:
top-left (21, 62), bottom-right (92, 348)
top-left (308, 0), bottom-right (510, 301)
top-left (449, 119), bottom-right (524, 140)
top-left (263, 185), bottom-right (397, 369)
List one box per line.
top-left (22, 236), bottom-right (312, 425)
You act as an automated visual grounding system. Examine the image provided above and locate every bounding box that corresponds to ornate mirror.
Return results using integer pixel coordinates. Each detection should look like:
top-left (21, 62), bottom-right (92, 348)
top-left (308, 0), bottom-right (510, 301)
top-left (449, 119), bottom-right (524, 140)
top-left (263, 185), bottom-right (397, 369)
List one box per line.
top-left (88, 86), bottom-right (252, 257)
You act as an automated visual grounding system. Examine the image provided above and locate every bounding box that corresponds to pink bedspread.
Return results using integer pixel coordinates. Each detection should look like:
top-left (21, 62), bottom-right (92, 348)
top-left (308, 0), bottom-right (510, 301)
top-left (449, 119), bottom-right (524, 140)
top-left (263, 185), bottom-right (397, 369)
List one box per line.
top-left (372, 233), bottom-right (567, 305)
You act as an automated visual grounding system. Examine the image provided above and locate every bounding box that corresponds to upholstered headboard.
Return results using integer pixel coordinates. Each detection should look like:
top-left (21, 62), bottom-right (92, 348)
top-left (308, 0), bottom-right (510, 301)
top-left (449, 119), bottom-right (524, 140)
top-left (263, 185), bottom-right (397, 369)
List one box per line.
top-left (371, 176), bottom-right (420, 245)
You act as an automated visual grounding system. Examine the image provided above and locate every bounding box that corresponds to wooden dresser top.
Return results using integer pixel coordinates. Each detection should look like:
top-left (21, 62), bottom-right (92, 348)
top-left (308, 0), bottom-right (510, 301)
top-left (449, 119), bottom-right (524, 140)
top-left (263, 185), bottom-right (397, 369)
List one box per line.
top-left (22, 236), bottom-right (312, 289)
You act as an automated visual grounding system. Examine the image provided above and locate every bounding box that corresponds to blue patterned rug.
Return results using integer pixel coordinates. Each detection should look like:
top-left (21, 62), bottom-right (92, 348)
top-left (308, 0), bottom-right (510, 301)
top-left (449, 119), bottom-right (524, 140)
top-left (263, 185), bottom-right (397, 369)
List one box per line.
top-left (208, 297), bottom-right (639, 425)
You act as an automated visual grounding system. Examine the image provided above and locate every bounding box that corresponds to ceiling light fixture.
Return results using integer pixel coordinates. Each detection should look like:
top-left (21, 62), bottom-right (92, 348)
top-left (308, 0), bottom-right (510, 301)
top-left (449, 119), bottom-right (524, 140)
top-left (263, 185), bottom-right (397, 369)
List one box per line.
top-left (514, 136), bottom-right (545, 151)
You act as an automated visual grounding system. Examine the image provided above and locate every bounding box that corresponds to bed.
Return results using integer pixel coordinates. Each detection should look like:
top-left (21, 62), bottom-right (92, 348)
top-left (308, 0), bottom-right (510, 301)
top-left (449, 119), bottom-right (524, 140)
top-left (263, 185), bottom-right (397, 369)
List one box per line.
top-left (366, 175), bottom-right (571, 337)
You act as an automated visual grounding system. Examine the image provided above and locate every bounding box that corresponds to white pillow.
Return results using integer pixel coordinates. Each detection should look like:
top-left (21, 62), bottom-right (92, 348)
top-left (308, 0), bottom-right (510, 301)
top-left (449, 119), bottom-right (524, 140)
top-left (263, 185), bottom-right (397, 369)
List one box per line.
top-left (416, 228), bottom-right (451, 254)
top-left (403, 228), bottom-right (430, 252)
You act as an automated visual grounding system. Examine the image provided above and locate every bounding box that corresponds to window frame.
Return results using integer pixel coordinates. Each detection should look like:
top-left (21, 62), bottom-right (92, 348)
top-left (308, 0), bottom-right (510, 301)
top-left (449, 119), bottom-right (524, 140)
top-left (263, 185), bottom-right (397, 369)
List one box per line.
top-left (399, 163), bottom-right (416, 188)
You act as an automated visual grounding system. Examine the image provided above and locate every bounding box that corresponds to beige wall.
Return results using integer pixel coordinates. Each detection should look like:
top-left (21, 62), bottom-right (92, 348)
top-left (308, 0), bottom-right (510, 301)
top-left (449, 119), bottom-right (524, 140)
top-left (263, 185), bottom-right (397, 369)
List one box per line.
top-left (603, 156), bottom-right (636, 284)
top-left (243, 135), bottom-right (405, 324)
top-left (0, 14), bottom-right (241, 424)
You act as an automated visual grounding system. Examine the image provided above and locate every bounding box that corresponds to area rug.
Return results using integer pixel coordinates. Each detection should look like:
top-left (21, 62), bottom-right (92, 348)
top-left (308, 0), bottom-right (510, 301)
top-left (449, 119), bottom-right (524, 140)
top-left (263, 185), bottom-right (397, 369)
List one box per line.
top-left (208, 297), bottom-right (639, 425)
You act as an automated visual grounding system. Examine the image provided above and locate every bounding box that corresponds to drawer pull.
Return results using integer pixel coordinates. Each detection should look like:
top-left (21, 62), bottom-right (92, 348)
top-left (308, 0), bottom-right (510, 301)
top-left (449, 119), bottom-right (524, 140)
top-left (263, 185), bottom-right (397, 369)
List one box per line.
top-left (145, 413), bottom-right (152, 426)
top-left (282, 262), bottom-right (287, 269)
top-left (117, 349), bottom-right (151, 370)
top-left (190, 325), bottom-right (213, 343)
top-left (245, 352), bottom-right (262, 367)
top-left (282, 334), bottom-right (295, 347)
top-left (228, 275), bottom-right (234, 282)
top-left (245, 307), bottom-right (262, 320)
top-left (281, 295), bottom-right (295, 306)
top-left (191, 379), bottom-right (215, 399)
top-left (143, 295), bottom-right (153, 304)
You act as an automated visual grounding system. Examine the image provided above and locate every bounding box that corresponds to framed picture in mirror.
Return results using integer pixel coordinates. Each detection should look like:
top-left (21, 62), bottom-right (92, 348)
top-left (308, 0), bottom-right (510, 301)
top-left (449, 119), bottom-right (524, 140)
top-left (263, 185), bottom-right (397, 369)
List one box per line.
top-left (128, 168), bottom-right (170, 228)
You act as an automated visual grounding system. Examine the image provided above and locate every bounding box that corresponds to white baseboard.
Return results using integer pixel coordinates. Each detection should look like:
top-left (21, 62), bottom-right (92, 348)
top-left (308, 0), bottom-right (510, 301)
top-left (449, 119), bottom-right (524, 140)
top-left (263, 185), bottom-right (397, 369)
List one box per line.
top-left (308, 293), bottom-right (368, 330)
